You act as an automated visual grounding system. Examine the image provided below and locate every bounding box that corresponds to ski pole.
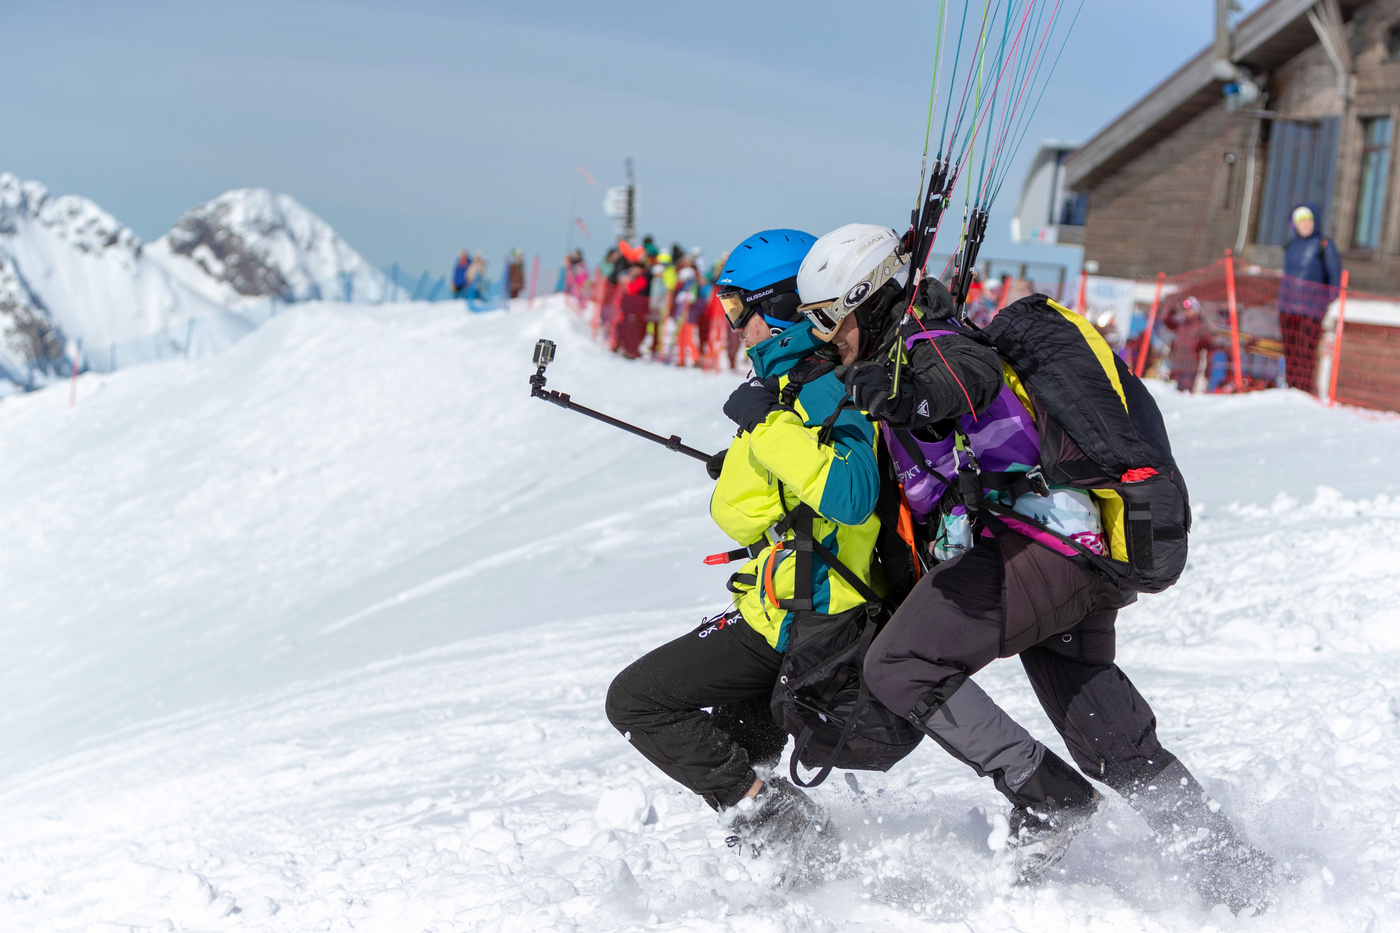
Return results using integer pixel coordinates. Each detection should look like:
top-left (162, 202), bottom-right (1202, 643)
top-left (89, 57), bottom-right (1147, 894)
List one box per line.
top-left (528, 339), bottom-right (714, 463)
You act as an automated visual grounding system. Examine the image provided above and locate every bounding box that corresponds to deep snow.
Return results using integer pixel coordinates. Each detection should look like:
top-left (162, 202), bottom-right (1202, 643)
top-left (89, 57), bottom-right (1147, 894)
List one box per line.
top-left (2, 297), bottom-right (1399, 932)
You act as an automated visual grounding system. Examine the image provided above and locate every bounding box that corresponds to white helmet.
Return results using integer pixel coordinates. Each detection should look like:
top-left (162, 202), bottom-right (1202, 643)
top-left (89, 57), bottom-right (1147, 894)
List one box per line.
top-left (796, 224), bottom-right (909, 340)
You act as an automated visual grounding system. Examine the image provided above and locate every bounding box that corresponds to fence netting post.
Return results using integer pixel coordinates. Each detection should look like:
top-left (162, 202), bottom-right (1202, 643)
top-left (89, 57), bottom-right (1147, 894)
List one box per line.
top-left (1135, 271), bottom-right (1164, 378)
top-left (1224, 250), bottom-right (1244, 391)
top-left (1328, 269), bottom-right (1350, 407)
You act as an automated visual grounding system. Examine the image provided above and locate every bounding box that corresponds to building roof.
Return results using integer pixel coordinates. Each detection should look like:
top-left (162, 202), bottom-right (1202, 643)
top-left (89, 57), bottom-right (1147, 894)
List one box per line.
top-left (1064, 0), bottom-right (1366, 192)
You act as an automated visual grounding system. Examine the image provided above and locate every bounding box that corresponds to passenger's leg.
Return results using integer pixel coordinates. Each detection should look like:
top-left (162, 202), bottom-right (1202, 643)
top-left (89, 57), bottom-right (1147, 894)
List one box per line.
top-left (606, 614), bottom-right (782, 810)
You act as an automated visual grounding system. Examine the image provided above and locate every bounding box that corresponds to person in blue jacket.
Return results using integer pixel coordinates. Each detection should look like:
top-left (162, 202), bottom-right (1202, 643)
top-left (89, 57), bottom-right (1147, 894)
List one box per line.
top-left (451, 250), bottom-right (470, 298)
top-left (1277, 204), bottom-right (1342, 391)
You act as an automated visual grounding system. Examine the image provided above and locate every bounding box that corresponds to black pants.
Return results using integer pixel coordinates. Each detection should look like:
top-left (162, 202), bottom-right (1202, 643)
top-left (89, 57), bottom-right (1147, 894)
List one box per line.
top-left (864, 537), bottom-right (1173, 806)
top-left (606, 613), bottom-right (788, 810)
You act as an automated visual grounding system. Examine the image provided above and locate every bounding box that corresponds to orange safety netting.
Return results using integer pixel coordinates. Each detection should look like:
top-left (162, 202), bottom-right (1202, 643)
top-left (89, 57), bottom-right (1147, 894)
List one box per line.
top-left (1121, 254), bottom-right (1400, 414)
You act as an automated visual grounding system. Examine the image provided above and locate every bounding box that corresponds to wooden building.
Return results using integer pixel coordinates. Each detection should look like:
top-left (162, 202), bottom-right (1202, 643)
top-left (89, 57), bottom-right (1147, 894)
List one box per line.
top-left (1065, 0), bottom-right (1400, 294)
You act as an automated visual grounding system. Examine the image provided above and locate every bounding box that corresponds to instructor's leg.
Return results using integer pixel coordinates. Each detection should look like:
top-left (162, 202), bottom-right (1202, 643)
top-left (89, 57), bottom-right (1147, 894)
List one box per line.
top-left (606, 614), bottom-right (784, 810)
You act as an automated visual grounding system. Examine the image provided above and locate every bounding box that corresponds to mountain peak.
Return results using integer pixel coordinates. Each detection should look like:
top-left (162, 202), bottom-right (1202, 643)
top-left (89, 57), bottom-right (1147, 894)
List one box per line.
top-left (163, 188), bottom-right (384, 301)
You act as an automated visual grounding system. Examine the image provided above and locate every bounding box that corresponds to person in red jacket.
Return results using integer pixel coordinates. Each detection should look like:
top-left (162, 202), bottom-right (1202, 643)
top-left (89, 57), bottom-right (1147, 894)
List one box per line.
top-left (615, 262), bottom-right (652, 359)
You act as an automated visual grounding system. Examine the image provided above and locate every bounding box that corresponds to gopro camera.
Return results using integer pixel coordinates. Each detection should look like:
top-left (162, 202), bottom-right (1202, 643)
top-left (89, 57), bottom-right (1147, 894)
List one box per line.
top-left (533, 339), bottom-right (556, 369)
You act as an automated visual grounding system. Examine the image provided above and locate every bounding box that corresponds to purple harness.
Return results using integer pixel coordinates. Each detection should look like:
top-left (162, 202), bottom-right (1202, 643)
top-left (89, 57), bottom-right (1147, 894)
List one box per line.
top-left (884, 328), bottom-right (1080, 558)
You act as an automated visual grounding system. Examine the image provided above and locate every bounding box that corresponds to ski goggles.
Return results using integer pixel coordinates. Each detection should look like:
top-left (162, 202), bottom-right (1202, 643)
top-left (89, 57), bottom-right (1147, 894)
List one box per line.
top-left (718, 276), bottom-right (799, 330)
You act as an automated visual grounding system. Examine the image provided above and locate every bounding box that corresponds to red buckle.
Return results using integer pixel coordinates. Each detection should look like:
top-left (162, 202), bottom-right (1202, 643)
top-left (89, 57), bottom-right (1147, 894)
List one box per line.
top-left (1121, 467), bottom-right (1159, 483)
top-left (703, 553), bottom-right (732, 566)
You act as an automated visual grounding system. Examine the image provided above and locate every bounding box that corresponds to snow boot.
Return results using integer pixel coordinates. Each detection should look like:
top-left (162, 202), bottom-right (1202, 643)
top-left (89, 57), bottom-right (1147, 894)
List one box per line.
top-left (1123, 759), bottom-right (1277, 915)
top-left (1008, 791), bottom-right (1102, 884)
top-left (724, 776), bottom-right (840, 881)
top-left (1006, 750), bottom-right (1101, 884)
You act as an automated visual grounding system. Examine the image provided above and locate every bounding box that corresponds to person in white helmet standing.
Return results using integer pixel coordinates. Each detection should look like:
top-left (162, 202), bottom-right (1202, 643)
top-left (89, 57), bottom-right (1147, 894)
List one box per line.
top-left (793, 224), bottom-right (1276, 912)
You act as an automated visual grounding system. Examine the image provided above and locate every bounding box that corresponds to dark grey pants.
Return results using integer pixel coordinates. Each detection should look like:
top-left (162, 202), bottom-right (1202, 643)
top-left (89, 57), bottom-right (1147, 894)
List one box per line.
top-left (864, 536), bottom-right (1173, 807)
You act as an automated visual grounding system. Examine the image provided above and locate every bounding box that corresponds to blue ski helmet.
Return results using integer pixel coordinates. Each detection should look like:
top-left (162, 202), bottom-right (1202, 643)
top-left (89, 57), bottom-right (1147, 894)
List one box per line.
top-left (715, 229), bottom-right (816, 331)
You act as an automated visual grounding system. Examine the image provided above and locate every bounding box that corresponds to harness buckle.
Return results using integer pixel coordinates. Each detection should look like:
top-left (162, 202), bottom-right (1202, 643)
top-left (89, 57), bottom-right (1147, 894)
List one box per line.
top-left (1026, 466), bottom-right (1051, 498)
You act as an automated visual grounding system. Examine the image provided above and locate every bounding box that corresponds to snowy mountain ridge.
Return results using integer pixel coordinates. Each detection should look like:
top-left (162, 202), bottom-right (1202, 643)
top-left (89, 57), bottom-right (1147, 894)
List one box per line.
top-left (0, 172), bottom-right (388, 387)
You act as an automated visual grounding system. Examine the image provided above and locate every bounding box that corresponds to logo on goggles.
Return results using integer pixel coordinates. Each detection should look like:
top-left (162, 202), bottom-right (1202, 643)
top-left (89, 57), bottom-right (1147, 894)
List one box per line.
top-left (843, 281), bottom-right (871, 308)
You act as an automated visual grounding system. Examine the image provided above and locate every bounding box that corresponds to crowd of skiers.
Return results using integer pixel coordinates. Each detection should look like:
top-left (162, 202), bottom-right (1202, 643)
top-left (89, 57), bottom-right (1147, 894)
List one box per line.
top-left (560, 236), bottom-right (748, 367)
top-left (592, 224), bottom-right (1279, 914)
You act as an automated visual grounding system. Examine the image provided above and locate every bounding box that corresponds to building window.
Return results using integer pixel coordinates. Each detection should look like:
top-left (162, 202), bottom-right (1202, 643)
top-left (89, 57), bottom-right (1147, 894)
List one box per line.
top-left (1354, 117), bottom-right (1393, 251)
top-left (1387, 22), bottom-right (1400, 60)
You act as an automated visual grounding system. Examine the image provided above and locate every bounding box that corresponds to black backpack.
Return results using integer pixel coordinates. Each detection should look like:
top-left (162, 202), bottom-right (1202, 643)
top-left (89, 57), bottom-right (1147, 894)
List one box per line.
top-left (975, 294), bottom-right (1191, 594)
top-left (765, 446), bottom-right (926, 788)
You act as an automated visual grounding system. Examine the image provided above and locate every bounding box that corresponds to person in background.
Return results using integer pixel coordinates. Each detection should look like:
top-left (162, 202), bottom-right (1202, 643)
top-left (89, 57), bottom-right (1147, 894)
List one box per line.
top-left (452, 250), bottom-right (471, 298)
top-left (673, 264), bottom-right (701, 367)
top-left (465, 253), bottom-right (488, 301)
top-left (1165, 298), bottom-right (1213, 393)
top-left (616, 261), bottom-right (652, 359)
top-left (508, 250), bottom-right (526, 299)
top-left (1277, 203), bottom-right (1342, 392)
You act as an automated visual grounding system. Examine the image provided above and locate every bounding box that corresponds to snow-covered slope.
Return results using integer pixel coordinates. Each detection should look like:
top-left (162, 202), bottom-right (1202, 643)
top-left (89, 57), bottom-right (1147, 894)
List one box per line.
top-left (1, 299), bottom-right (1398, 932)
top-left (147, 188), bottom-right (389, 305)
top-left (0, 174), bottom-right (388, 385)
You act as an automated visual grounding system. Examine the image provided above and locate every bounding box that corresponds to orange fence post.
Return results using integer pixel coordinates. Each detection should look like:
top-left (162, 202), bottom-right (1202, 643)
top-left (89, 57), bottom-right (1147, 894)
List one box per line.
top-left (527, 254), bottom-right (540, 309)
top-left (1224, 250), bottom-right (1244, 391)
top-left (1328, 269), bottom-right (1350, 407)
top-left (1135, 271), bottom-right (1164, 378)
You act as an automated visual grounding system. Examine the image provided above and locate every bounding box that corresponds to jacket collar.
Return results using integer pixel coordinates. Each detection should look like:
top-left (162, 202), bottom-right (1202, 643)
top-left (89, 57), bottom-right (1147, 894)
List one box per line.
top-left (746, 320), bottom-right (824, 380)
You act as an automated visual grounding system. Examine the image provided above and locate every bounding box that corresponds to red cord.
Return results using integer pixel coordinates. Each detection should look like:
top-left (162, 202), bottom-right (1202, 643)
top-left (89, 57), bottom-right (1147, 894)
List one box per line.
top-left (903, 268), bottom-right (979, 423)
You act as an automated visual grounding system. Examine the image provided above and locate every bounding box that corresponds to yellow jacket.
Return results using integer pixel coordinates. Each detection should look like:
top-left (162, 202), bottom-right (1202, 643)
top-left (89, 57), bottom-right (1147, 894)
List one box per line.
top-left (710, 323), bottom-right (883, 651)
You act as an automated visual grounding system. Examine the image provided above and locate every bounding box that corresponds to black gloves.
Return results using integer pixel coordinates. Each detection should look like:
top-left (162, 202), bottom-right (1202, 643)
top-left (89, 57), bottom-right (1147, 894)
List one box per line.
top-left (705, 448), bottom-right (727, 480)
top-left (844, 360), bottom-right (918, 426)
top-left (724, 377), bottom-right (786, 433)
top-left (913, 275), bottom-right (958, 322)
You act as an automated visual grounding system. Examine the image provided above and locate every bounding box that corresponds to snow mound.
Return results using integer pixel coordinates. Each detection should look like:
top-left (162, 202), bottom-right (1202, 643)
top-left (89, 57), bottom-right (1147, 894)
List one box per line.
top-left (1, 300), bottom-right (1399, 931)
top-left (149, 188), bottom-right (389, 304)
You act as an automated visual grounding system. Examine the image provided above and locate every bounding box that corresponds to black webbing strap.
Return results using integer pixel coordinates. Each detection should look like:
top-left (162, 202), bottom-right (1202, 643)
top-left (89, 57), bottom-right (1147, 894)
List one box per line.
top-left (890, 428), bottom-right (955, 488)
top-left (726, 573), bottom-right (756, 594)
top-left (1126, 508), bottom-right (1155, 570)
top-left (978, 467), bottom-right (1051, 504)
top-left (772, 496), bottom-right (814, 612)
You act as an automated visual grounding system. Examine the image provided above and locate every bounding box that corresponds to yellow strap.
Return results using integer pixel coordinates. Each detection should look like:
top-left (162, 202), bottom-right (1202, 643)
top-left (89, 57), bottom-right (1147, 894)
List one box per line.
top-left (1047, 299), bottom-right (1128, 411)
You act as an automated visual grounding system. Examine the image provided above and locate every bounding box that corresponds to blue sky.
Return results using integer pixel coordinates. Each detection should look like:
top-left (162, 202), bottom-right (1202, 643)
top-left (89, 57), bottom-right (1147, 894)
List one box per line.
top-left (1, 1), bottom-right (1263, 279)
